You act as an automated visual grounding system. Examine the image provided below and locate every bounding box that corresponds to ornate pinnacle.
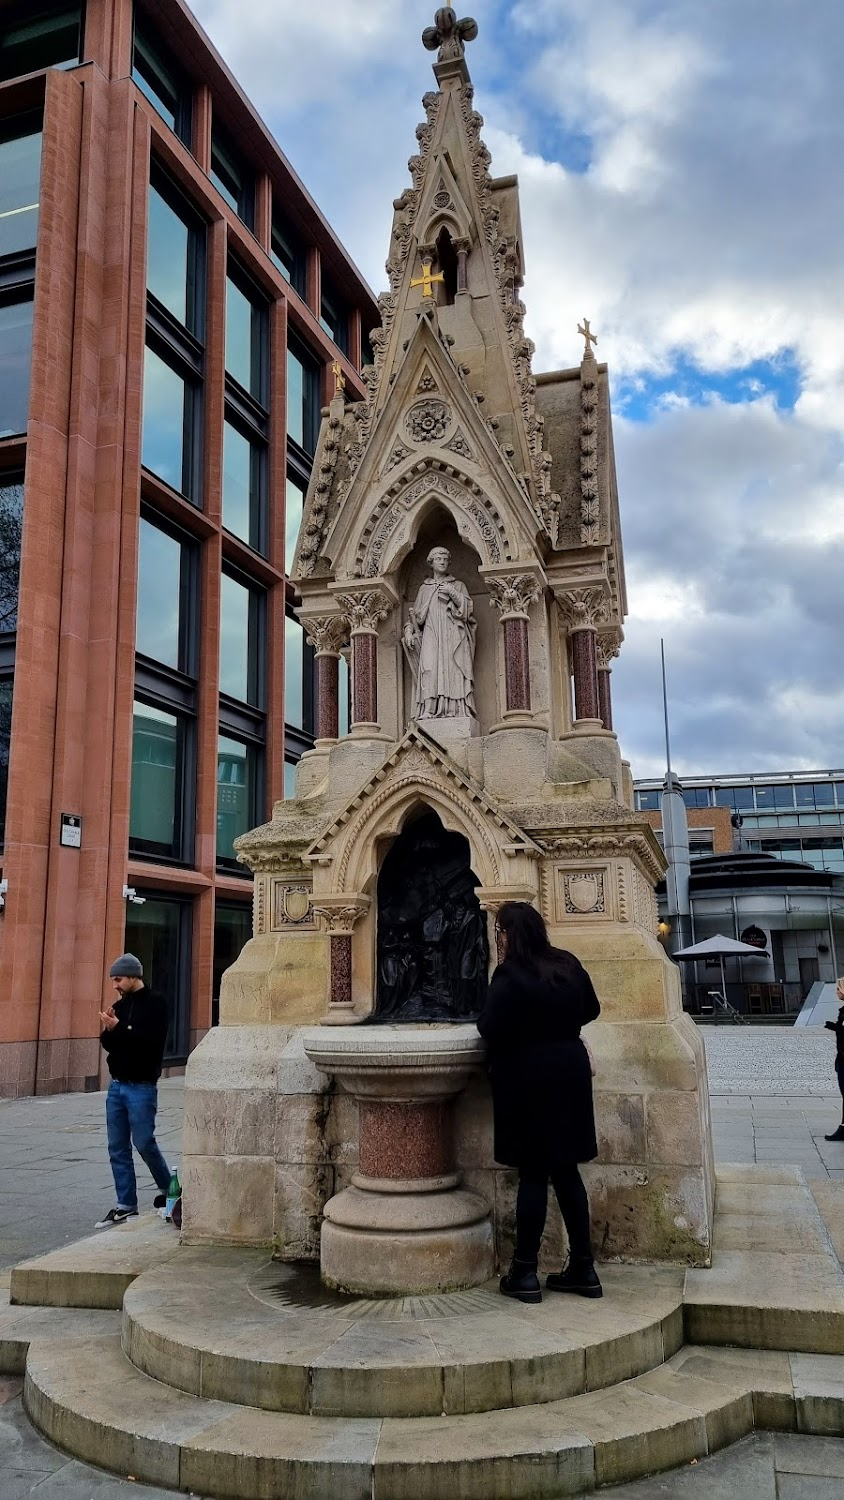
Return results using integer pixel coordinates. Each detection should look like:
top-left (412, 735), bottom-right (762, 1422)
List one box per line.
top-left (422, 7), bottom-right (478, 63)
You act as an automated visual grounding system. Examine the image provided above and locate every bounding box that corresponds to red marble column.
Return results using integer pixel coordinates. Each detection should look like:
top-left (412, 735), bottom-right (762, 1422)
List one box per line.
top-left (598, 667), bottom-right (613, 731)
top-left (330, 934), bottom-right (352, 1006)
top-left (351, 630), bottom-right (378, 727)
top-left (571, 629), bottom-right (600, 722)
top-left (504, 615), bottom-right (531, 713)
top-left (316, 652), bottom-right (340, 742)
top-left (358, 1099), bottom-right (454, 1182)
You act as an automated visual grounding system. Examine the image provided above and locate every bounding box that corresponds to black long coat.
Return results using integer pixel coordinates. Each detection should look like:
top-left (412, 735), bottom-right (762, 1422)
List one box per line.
top-left (477, 953), bottom-right (600, 1170)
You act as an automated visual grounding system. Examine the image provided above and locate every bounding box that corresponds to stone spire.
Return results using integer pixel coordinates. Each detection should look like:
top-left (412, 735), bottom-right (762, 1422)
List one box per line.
top-left (578, 319), bottom-right (600, 546)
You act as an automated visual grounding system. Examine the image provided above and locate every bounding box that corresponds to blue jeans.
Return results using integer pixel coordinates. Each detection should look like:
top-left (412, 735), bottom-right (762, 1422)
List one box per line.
top-left (106, 1079), bottom-right (171, 1210)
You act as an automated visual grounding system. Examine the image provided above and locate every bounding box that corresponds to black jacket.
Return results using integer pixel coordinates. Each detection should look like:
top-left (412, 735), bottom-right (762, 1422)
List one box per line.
top-left (100, 987), bottom-right (169, 1082)
top-left (477, 952), bottom-right (600, 1169)
top-left (825, 1009), bottom-right (844, 1062)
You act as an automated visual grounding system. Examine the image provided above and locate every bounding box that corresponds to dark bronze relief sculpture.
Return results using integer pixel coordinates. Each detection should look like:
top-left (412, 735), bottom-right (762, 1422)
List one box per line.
top-left (374, 810), bottom-right (488, 1021)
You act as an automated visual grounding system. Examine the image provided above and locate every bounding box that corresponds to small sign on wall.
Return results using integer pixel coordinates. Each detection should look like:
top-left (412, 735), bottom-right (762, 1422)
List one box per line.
top-left (60, 813), bottom-right (82, 849)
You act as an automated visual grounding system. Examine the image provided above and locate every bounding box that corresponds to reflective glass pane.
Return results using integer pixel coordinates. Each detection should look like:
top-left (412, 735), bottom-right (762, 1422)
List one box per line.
top-left (0, 677), bottom-right (11, 846)
top-left (136, 519), bottom-right (181, 668)
top-left (124, 896), bottom-right (188, 1058)
top-left (211, 128), bottom-right (251, 225)
top-left (284, 758), bottom-right (297, 799)
top-left (773, 783), bottom-right (795, 810)
top-left (0, 475), bottom-right (23, 632)
top-left (271, 212), bottom-right (305, 296)
top-left (285, 474), bottom-right (304, 574)
top-left (636, 789), bottom-right (660, 810)
top-left (754, 785), bottom-right (775, 808)
top-left (812, 782), bottom-right (836, 809)
top-left (142, 346), bottom-right (185, 491)
top-left (0, 8), bottom-right (80, 81)
top-left (836, 783), bottom-right (844, 807)
top-left (287, 343), bottom-right (319, 454)
top-left (217, 734), bottom-right (257, 860)
top-left (284, 613), bottom-right (304, 729)
top-left (286, 347), bottom-right (304, 449)
top-left (132, 30), bottom-right (189, 142)
top-left (219, 573), bottom-right (250, 702)
top-left (795, 783), bottom-right (816, 808)
top-left (147, 184), bottom-right (189, 326)
top-left (222, 423), bottom-right (251, 544)
top-left (0, 126), bottom-right (41, 257)
top-left (0, 299), bottom-right (33, 438)
top-left (225, 278), bottom-right (252, 392)
top-left (213, 903), bottom-right (252, 1019)
top-left (130, 701), bottom-right (180, 856)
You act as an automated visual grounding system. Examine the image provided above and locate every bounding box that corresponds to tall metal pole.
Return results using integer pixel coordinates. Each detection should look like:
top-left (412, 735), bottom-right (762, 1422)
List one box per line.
top-left (661, 638), bottom-right (672, 777)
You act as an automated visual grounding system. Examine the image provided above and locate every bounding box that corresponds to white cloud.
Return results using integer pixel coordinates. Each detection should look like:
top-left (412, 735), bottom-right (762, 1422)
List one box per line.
top-left (188, 0), bottom-right (844, 773)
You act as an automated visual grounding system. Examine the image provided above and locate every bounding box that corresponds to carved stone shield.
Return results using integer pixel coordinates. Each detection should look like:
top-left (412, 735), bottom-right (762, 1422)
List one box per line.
top-left (566, 874), bottom-right (601, 914)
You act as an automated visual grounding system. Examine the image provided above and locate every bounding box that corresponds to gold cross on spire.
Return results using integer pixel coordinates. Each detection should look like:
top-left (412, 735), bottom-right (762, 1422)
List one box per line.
top-left (411, 262), bottom-right (446, 299)
top-left (331, 360), bottom-right (346, 396)
top-left (578, 318), bottom-right (598, 354)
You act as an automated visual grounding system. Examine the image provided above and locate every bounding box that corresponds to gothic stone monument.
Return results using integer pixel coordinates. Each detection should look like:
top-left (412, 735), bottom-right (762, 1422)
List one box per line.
top-left (182, 7), bottom-right (714, 1287)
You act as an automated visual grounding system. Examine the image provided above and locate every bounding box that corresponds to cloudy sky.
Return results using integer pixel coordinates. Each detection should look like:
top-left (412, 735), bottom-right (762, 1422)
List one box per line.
top-left (192, 0), bottom-right (844, 779)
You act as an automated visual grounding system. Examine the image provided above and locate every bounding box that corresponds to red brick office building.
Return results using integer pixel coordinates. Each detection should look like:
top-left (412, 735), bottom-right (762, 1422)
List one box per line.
top-left (0, 0), bottom-right (376, 1094)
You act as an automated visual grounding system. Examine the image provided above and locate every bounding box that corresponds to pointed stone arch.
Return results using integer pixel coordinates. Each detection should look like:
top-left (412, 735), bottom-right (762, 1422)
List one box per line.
top-left (332, 775), bottom-right (504, 896)
top-left (355, 465), bottom-right (512, 577)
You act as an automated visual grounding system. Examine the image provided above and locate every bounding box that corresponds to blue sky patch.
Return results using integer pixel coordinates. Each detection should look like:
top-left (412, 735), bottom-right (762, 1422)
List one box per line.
top-left (615, 351), bottom-right (801, 423)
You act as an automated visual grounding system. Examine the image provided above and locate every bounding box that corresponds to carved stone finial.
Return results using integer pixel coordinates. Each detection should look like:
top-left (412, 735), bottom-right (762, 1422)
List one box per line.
top-left (422, 7), bottom-right (478, 63)
top-left (578, 318), bottom-right (598, 357)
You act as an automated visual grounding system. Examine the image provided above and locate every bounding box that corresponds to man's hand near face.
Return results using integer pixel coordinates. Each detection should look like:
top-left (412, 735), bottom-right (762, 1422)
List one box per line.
top-left (99, 1005), bottom-right (119, 1031)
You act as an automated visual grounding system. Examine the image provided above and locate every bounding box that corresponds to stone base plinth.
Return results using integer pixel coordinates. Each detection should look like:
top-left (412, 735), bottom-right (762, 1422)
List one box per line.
top-left (321, 1184), bottom-right (494, 1295)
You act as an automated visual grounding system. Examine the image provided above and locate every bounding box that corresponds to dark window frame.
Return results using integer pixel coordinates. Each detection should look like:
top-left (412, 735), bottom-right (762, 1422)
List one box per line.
top-left (222, 262), bottom-right (270, 555)
top-left (270, 207), bottom-right (306, 298)
top-left (210, 118), bottom-right (254, 230)
top-left (129, 690), bottom-right (196, 865)
top-left (225, 259), bottom-right (269, 409)
top-left (132, 15), bottom-right (192, 147)
top-left (125, 890), bottom-right (193, 1062)
top-left (0, 2), bottom-right (83, 83)
top-left (142, 330), bottom-right (203, 504)
top-left (286, 333), bottom-right (321, 460)
top-left (219, 565), bottom-right (267, 715)
top-left (136, 502), bottom-right (200, 679)
top-left (215, 725), bottom-right (264, 873)
top-left (283, 602), bottom-right (315, 752)
top-left (0, 279), bottom-right (35, 440)
top-left (319, 276), bottom-right (349, 357)
top-left (147, 164), bottom-right (206, 341)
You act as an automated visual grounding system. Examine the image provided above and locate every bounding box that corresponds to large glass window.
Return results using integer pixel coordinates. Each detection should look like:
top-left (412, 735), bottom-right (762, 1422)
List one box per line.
top-left (0, 116), bottom-right (41, 258)
top-left (714, 785), bottom-right (755, 811)
top-left (148, 185), bottom-right (190, 329)
top-left (285, 473), bottom-right (305, 575)
top-left (225, 275), bottom-right (267, 402)
top-left (132, 23), bottom-right (191, 145)
top-left (636, 789), bottom-right (660, 811)
top-left (0, 297), bottom-right (34, 439)
top-left (0, 676), bottom-right (11, 847)
top-left (130, 700), bottom-right (188, 860)
top-left (0, 473), bottom-right (24, 634)
top-left (223, 265), bottom-right (268, 552)
top-left (270, 208), bottom-right (306, 297)
top-left (124, 895), bottom-right (191, 1060)
top-left (287, 338), bottom-right (320, 455)
top-left (136, 514), bottom-right (196, 673)
top-left (141, 342), bottom-right (201, 500)
top-left (285, 613), bottom-right (305, 731)
top-left (681, 787), bottom-right (710, 809)
top-left (320, 279), bottom-right (349, 356)
top-left (211, 123), bottom-right (253, 229)
top-left (0, 5), bottom-right (81, 83)
top-left (216, 733), bottom-right (259, 864)
top-left (219, 573), bottom-right (264, 707)
top-left (212, 902), bottom-right (252, 1025)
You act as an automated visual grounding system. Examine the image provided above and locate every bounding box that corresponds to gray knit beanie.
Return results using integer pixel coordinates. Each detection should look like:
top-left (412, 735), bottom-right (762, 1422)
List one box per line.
top-left (109, 953), bottom-right (143, 979)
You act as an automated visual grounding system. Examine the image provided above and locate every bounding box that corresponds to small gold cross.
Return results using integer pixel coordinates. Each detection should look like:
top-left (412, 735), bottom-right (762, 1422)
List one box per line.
top-left (331, 360), bottom-right (346, 395)
top-left (411, 263), bottom-right (446, 299)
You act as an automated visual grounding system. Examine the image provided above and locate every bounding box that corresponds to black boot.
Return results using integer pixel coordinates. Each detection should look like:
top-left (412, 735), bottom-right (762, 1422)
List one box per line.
top-left (825, 1125), bottom-right (844, 1142)
top-left (546, 1257), bottom-right (603, 1298)
top-left (499, 1257), bottom-right (542, 1304)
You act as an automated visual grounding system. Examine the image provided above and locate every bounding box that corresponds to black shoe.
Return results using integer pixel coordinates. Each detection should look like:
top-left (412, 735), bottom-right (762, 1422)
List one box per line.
top-left (546, 1259), bottom-right (603, 1298)
top-left (499, 1258), bottom-right (542, 1304)
top-left (95, 1206), bottom-right (139, 1228)
top-left (154, 1194), bottom-right (166, 1208)
top-left (825, 1127), bottom-right (844, 1142)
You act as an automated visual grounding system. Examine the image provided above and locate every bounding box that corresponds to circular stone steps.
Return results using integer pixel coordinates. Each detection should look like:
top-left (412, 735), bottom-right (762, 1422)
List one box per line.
top-left (23, 1333), bottom-right (844, 1499)
top-left (120, 1248), bottom-right (686, 1417)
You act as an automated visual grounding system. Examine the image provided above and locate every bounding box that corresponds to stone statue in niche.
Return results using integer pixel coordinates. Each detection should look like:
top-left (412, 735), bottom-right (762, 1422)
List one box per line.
top-left (374, 811), bottom-right (488, 1022)
top-left (402, 546), bottom-right (476, 721)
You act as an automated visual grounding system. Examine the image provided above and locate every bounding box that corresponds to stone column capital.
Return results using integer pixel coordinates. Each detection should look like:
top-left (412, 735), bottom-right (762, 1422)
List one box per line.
top-left (556, 587), bottom-right (611, 633)
top-left (334, 588), bottom-right (394, 634)
top-left (303, 614), bottom-right (350, 656)
top-left (596, 627), bottom-right (623, 669)
top-left (312, 895), bottom-right (370, 934)
top-left (486, 571), bottom-right (542, 620)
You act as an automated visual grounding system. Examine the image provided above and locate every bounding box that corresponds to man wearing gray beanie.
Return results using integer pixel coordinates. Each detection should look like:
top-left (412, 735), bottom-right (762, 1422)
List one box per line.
top-left (96, 954), bottom-right (173, 1227)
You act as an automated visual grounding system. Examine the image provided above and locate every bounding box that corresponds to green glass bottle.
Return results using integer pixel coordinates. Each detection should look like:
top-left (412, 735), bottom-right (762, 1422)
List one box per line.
top-left (165, 1170), bottom-right (181, 1219)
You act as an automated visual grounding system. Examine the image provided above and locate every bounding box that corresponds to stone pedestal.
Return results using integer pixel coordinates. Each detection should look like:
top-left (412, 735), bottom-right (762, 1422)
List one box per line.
top-left (304, 1025), bottom-right (494, 1295)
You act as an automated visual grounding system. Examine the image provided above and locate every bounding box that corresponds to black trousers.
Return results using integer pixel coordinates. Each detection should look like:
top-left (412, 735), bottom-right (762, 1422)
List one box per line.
top-left (514, 1164), bottom-right (592, 1265)
top-left (837, 1059), bottom-right (844, 1118)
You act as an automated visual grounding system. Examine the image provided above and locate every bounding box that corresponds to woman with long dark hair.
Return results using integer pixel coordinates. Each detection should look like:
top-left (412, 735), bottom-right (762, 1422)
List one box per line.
top-left (477, 901), bottom-right (601, 1304)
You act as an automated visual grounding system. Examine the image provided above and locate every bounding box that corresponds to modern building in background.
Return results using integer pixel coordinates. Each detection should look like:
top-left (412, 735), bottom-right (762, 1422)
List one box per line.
top-left (634, 770), bottom-right (844, 1017)
top-left (0, 0), bottom-right (377, 1094)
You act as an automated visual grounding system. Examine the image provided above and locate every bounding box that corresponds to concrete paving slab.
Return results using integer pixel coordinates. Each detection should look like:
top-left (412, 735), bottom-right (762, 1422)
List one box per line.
top-left (10, 1215), bottom-right (182, 1308)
